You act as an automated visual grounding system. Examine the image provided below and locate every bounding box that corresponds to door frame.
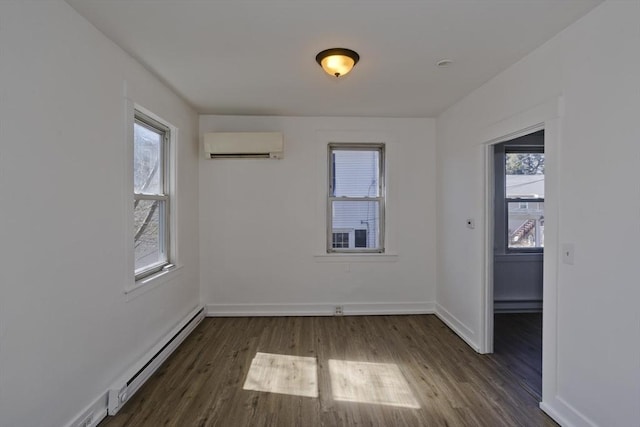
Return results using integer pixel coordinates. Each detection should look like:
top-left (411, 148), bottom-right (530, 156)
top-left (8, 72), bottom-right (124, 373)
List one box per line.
top-left (479, 97), bottom-right (562, 405)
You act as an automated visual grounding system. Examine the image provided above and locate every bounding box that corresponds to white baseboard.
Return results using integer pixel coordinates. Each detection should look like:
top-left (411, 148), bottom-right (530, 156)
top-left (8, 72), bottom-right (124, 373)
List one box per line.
top-left (64, 392), bottom-right (108, 427)
top-left (64, 306), bottom-right (203, 427)
top-left (108, 306), bottom-right (205, 415)
top-left (494, 299), bottom-right (542, 313)
top-left (540, 397), bottom-right (598, 427)
top-left (205, 302), bottom-right (436, 317)
top-left (346, 302), bottom-right (435, 315)
top-left (434, 303), bottom-right (480, 352)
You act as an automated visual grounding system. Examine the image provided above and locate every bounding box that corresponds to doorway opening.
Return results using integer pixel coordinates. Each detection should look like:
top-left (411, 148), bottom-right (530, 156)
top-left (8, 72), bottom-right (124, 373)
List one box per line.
top-left (491, 130), bottom-right (544, 398)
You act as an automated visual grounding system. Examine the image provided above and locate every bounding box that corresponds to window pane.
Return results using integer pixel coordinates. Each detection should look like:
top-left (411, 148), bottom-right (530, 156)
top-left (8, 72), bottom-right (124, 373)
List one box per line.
top-left (354, 229), bottom-right (367, 248)
top-left (134, 199), bottom-right (165, 271)
top-left (505, 153), bottom-right (544, 198)
top-left (134, 122), bottom-right (163, 194)
top-left (332, 150), bottom-right (380, 197)
top-left (332, 201), bottom-right (379, 249)
top-left (332, 232), bottom-right (350, 248)
top-left (508, 201), bottom-right (544, 248)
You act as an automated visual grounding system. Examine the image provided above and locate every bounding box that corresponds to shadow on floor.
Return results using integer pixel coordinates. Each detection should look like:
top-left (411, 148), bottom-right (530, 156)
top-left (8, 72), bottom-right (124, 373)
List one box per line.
top-left (492, 313), bottom-right (542, 399)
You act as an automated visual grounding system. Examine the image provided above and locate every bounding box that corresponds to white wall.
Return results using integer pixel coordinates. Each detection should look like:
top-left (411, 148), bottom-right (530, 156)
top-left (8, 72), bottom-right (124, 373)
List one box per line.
top-left (0, 2), bottom-right (200, 426)
top-left (493, 256), bottom-right (543, 311)
top-left (436, 1), bottom-right (640, 425)
top-left (200, 116), bottom-right (436, 315)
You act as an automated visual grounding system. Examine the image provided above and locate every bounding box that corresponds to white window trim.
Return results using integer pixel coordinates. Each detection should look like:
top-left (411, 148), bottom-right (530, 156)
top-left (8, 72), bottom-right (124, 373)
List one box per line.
top-left (503, 145), bottom-right (545, 253)
top-left (313, 130), bottom-right (398, 260)
top-left (327, 143), bottom-right (385, 254)
top-left (124, 100), bottom-right (180, 293)
top-left (125, 265), bottom-right (183, 300)
top-left (314, 253), bottom-right (399, 263)
top-left (133, 111), bottom-right (171, 280)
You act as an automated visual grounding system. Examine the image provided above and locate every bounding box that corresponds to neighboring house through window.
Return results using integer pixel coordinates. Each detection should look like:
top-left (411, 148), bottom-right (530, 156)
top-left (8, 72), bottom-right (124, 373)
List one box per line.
top-left (133, 111), bottom-right (172, 280)
top-left (505, 151), bottom-right (544, 249)
top-left (328, 143), bottom-right (385, 253)
top-left (494, 131), bottom-right (545, 252)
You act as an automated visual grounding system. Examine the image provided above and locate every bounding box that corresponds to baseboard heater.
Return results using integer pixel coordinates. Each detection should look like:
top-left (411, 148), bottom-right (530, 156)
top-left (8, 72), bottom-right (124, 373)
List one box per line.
top-left (107, 306), bottom-right (205, 415)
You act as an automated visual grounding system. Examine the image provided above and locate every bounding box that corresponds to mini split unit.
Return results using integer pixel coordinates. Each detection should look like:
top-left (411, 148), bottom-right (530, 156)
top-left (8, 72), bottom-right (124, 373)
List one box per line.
top-left (203, 132), bottom-right (284, 159)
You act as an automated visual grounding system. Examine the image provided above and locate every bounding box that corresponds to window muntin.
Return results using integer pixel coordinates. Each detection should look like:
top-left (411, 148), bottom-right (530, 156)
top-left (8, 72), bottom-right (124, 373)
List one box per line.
top-left (328, 144), bottom-right (385, 253)
top-left (134, 112), bottom-right (170, 279)
top-left (505, 150), bottom-right (544, 250)
top-left (332, 232), bottom-right (350, 248)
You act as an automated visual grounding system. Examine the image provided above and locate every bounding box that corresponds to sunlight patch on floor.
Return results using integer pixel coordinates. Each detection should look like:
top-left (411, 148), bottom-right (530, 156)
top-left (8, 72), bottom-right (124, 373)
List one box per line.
top-left (243, 352), bottom-right (318, 398)
top-left (328, 359), bottom-right (420, 409)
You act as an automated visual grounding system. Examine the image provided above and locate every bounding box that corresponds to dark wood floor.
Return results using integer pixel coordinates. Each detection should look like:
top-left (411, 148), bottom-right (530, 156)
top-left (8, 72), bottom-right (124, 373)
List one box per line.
top-left (493, 313), bottom-right (543, 399)
top-left (100, 315), bottom-right (556, 427)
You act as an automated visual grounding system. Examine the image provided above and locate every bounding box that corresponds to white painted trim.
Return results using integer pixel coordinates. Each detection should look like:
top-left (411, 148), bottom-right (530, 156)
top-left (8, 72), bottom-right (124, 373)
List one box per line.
top-left (314, 129), bottom-right (400, 256)
top-left (479, 96), bottom-right (563, 417)
top-left (434, 303), bottom-right (479, 352)
top-left (345, 302), bottom-right (435, 315)
top-left (124, 264), bottom-right (184, 301)
top-left (481, 122), bottom-right (547, 355)
top-left (540, 111), bottom-right (562, 418)
top-left (62, 306), bottom-right (203, 426)
top-left (314, 253), bottom-right (399, 262)
top-left (206, 302), bottom-right (435, 317)
top-left (482, 143), bottom-right (495, 354)
top-left (64, 392), bottom-right (108, 427)
top-left (494, 299), bottom-right (542, 313)
top-left (207, 304), bottom-right (330, 317)
top-left (107, 306), bottom-right (205, 415)
top-left (479, 99), bottom-right (555, 145)
top-left (540, 396), bottom-right (598, 427)
top-left (123, 93), bottom-right (181, 295)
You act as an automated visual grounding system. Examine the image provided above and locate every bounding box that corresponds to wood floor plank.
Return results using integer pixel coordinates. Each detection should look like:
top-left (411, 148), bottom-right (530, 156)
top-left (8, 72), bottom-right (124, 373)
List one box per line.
top-left (493, 313), bottom-right (543, 399)
top-left (99, 315), bottom-right (556, 427)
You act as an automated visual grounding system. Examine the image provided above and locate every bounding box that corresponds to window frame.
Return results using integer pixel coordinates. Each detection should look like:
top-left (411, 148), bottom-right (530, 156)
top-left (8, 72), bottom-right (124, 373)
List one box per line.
top-left (133, 110), bottom-right (172, 281)
top-left (327, 143), bottom-right (385, 254)
top-left (503, 145), bottom-right (544, 253)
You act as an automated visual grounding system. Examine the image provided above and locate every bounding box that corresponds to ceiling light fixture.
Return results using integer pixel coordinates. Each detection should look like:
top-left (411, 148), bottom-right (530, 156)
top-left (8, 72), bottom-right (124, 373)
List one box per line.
top-left (316, 48), bottom-right (360, 78)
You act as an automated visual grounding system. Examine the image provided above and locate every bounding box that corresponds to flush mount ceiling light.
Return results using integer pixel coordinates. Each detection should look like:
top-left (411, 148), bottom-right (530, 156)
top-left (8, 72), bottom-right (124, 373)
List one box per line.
top-left (316, 48), bottom-right (360, 78)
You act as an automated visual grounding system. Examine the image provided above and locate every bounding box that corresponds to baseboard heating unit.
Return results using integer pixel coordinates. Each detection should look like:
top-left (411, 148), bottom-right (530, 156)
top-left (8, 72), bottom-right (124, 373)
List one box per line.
top-left (107, 306), bottom-right (205, 415)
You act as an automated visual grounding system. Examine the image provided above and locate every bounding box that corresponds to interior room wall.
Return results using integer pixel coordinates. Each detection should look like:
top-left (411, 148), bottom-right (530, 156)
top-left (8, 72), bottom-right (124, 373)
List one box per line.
top-left (436, 1), bottom-right (639, 425)
top-left (0, 2), bottom-right (200, 426)
top-left (492, 256), bottom-right (542, 312)
top-left (199, 116), bottom-right (436, 315)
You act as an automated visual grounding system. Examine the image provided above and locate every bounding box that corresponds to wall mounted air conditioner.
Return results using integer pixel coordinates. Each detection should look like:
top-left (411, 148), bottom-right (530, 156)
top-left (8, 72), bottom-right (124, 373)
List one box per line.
top-left (203, 132), bottom-right (284, 159)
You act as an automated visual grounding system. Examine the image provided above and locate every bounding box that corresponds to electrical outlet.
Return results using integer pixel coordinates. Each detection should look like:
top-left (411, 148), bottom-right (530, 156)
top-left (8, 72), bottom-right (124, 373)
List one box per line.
top-left (334, 305), bottom-right (343, 316)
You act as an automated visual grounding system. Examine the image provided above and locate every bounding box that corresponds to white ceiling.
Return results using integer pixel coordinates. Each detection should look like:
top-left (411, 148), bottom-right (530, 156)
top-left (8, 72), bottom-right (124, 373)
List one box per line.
top-left (66, 0), bottom-right (601, 118)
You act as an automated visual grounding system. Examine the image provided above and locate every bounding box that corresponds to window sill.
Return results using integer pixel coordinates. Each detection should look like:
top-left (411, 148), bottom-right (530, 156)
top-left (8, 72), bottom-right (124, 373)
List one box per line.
top-left (125, 264), bottom-right (183, 301)
top-left (314, 253), bottom-right (398, 263)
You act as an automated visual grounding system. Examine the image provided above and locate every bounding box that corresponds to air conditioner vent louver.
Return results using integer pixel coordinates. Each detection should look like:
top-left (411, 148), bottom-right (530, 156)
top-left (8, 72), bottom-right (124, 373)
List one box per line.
top-left (204, 132), bottom-right (283, 159)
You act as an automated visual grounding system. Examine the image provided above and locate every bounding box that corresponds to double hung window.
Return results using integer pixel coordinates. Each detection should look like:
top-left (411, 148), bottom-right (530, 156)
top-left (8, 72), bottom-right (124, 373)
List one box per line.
top-left (328, 144), bottom-right (385, 253)
top-left (504, 147), bottom-right (545, 250)
top-left (133, 111), bottom-right (171, 279)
